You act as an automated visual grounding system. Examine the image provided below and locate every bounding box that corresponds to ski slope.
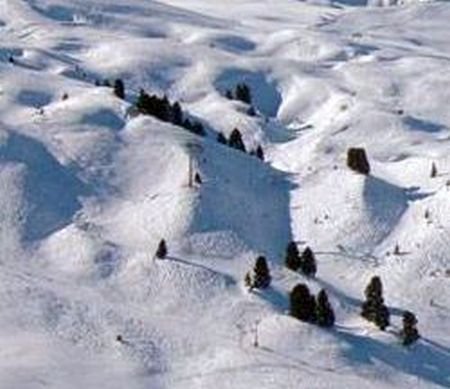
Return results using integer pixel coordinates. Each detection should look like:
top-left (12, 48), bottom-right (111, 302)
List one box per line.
top-left (0, 0), bottom-right (450, 388)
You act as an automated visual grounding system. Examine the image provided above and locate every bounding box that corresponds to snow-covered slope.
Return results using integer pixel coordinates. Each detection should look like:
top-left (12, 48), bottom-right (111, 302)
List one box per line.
top-left (1, 0), bottom-right (450, 388)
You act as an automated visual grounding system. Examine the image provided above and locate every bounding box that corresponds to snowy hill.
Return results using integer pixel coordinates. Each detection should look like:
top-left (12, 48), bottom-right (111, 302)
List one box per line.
top-left (1, 0), bottom-right (450, 388)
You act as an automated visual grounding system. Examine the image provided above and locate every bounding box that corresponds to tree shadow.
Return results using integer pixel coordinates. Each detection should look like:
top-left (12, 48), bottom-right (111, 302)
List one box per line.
top-left (315, 277), bottom-right (405, 317)
top-left (166, 255), bottom-right (236, 286)
top-left (332, 329), bottom-right (450, 388)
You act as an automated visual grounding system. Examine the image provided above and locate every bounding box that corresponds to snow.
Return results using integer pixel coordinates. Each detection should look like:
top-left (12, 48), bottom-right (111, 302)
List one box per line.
top-left (0, 0), bottom-right (450, 388)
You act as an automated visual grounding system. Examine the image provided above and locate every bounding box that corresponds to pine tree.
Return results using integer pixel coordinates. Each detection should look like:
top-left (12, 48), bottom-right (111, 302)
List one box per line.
top-left (290, 283), bottom-right (316, 323)
top-left (235, 83), bottom-right (252, 104)
top-left (347, 148), bottom-right (370, 175)
top-left (244, 272), bottom-right (253, 290)
top-left (194, 172), bottom-right (202, 185)
top-left (172, 102), bottom-right (183, 125)
top-left (113, 79), bottom-right (125, 99)
top-left (361, 276), bottom-right (390, 330)
top-left (301, 247), bottom-right (317, 277)
top-left (401, 311), bottom-right (420, 346)
top-left (155, 239), bottom-right (168, 259)
top-left (431, 162), bottom-right (438, 178)
top-left (285, 241), bottom-right (301, 271)
top-left (228, 128), bottom-right (246, 152)
top-left (255, 145), bottom-right (264, 161)
top-left (252, 256), bottom-right (271, 289)
top-left (217, 132), bottom-right (227, 145)
top-left (315, 289), bottom-right (335, 328)
top-left (191, 122), bottom-right (205, 136)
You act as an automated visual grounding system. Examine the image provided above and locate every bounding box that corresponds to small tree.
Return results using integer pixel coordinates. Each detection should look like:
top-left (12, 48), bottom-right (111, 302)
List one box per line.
top-left (290, 283), bottom-right (316, 323)
top-left (431, 162), bottom-right (438, 178)
top-left (255, 145), bottom-right (264, 161)
top-left (401, 311), bottom-right (420, 346)
top-left (172, 102), bottom-right (183, 125)
top-left (113, 79), bottom-right (125, 99)
top-left (252, 256), bottom-right (271, 289)
top-left (285, 241), bottom-right (301, 271)
top-left (155, 239), bottom-right (168, 259)
top-left (217, 132), bottom-right (227, 145)
top-left (244, 272), bottom-right (253, 290)
top-left (361, 276), bottom-right (390, 330)
top-left (228, 128), bottom-right (246, 152)
top-left (315, 289), bottom-right (335, 328)
top-left (235, 83), bottom-right (252, 104)
top-left (347, 148), bottom-right (370, 175)
top-left (301, 247), bottom-right (317, 277)
top-left (194, 172), bottom-right (202, 185)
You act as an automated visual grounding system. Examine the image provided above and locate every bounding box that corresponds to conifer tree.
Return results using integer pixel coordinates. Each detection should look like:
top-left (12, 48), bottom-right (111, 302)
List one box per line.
top-left (315, 289), bottom-right (335, 328)
top-left (172, 102), bottom-right (183, 125)
top-left (347, 148), bottom-right (370, 175)
top-left (361, 276), bottom-right (390, 330)
top-left (244, 272), bottom-right (253, 290)
top-left (431, 162), bottom-right (438, 178)
top-left (285, 241), bottom-right (301, 271)
top-left (228, 128), bottom-right (246, 152)
top-left (252, 256), bottom-right (271, 289)
top-left (217, 132), bottom-right (227, 145)
top-left (255, 145), bottom-right (264, 161)
top-left (401, 311), bottom-right (420, 346)
top-left (235, 83), bottom-right (252, 104)
top-left (301, 247), bottom-right (317, 277)
top-left (290, 283), bottom-right (316, 322)
top-left (155, 239), bottom-right (168, 259)
top-left (113, 79), bottom-right (125, 99)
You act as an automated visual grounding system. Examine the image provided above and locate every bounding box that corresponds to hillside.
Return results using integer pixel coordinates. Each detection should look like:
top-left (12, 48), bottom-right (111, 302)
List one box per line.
top-left (0, 0), bottom-right (450, 388)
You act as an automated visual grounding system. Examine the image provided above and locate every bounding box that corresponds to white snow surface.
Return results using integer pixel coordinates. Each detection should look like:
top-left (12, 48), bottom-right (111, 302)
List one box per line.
top-left (0, 0), bottom-right (450, 388)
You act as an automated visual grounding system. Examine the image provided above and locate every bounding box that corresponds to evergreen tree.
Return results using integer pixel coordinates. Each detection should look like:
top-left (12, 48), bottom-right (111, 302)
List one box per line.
top-left (301, 247), bottom-right (317, 277)
top-left (225, 90), bottom-right (233, 100)
top-left (194, 172), bottom-right (202, 185)
top-left (290, 283), bottom-right (316, 323)
top-left (172, 102), bottom-right (183, 125)
top-left (255, 145), bottom-right (264, 161)
top-left (103, 79), bottom-right (111, 87)
top-left (347, 147), bottom-right (370, 175)
top-left (228, 128), bottom-right (246, 152)
top-left (431, 162), bottom-right (438, 178)
top-left (247, 106), bottom-right (256, 117)
top-left (401, 311), bottom-right (420, 346)
top-left (285, 241), bottom-right (301, 271)
top-left (235, 83), bottom-right (252, 104)
top-left (315, 289), bottom-right (335, 328)
top-left (361, 276), bottom-right (390, 330)
top-left (113, 79), bottom-right (125, 99)
top-left (244, 271), bottom-right (253, 290)
top-left (155, 239), bottom-right (168, 259)
top-left (217, 132), bottom-right (227, 145)
top-left (252, 256), bottom-right (271, 289)
top-left (191, 122), bottom-right (205, 136)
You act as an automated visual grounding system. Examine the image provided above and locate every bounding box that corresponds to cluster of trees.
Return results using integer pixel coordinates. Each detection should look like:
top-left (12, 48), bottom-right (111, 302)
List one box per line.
top-left (135, 89), bottom-right (205, 136)
top-left (290, 284), bottom-right (335, 328)
top-left (225, 83), bottom-right (257, 117)
top-left (217, 128), bottom-right (265, 161)
top-left (361, 276), bottom-right (420, 346)
top-left (285, 242), bottom-right (317, 277)
top-left (242, 251), bottom-right (419, 346)
top-left (226, 83), bottom-right (252, 105)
